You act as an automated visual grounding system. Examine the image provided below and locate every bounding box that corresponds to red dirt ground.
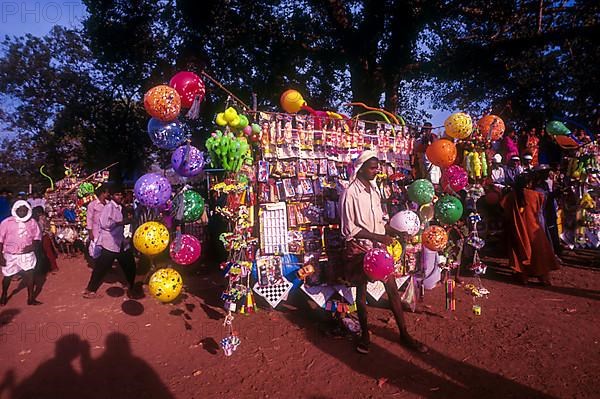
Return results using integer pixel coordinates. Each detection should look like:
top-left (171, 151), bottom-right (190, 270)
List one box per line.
top-left (0, 253), bottom-right (599, 399)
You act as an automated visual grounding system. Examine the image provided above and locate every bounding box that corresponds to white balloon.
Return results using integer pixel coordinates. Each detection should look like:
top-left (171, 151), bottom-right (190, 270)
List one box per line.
top-left (390, 210), bottom-right (421, 236)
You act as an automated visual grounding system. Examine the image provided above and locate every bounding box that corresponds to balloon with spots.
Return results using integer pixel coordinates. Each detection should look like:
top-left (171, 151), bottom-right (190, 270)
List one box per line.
top-left (133, 221), bottom-right (170, 256)
top-left (149, 268), bottom-right (182, 303)
top-left (134, 173), bottom-right (172, 208)
top-left (183, 190), bottom-right (205, 223)
top-left (170, 234), bottom-right (201, 266)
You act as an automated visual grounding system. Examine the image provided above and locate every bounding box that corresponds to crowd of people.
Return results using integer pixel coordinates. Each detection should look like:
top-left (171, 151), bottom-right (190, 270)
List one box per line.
top-left (0, 125), bottom-right (597, 357)
top-left (0, 185), bottom-right (142, 306)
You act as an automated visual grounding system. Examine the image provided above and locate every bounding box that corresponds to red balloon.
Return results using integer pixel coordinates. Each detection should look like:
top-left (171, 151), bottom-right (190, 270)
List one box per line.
top-left (169, 71), bottom-right (206, 109)
top-left (485, 190), bottom-right (501, 205)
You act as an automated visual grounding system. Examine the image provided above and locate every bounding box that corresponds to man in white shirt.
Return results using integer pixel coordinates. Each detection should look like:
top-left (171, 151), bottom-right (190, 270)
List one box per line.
top-left (505, 155), bottom-right (523, 186)
top-left (340, 150), bottom-right (427, 354)
top-left (27, 190), bottom-right (46, 210)
top-left (491, 154), bottom-right (506, 188)
top-left (86, 185), bottom-right (110, 259)
top-left (83, 187), bottom-right (137, 299)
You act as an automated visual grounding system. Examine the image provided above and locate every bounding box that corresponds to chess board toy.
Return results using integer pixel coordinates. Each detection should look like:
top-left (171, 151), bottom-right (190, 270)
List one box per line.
top-left (253, 280), bottom-right (293, 308)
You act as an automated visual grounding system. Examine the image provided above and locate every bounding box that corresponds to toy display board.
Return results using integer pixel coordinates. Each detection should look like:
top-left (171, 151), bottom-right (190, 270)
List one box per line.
top-left (44, 166), bottom-right (110, 247)
top-left (561, 142), bottom-right (600, 248)
top-left (251, 112), bottom-right (415, 311)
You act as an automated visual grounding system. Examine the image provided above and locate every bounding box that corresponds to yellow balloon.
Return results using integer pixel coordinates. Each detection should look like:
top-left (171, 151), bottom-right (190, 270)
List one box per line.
top-left (444, 112), bottom-right (473, 139)
top-left (149, 268), bottom-right (182, 303)
top-left (228, 115), bottom-right (241, 128)
top-left (133, 221), bottom-right (170, 256)
top-left (224, 107), bottom-right (238, 122)
top-left (215, 112), bottom-right (227, 126)
top-left (280, 89), bottom-right (305, 113)
top-left (387, 240), bottom-right (403, 262)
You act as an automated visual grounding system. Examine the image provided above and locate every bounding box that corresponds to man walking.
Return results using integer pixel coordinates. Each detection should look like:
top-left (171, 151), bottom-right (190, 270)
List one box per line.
top-left (83, 187), bottom-right (137, 299)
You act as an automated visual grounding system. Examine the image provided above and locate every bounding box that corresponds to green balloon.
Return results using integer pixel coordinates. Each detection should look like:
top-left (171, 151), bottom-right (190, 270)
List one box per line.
top-left (407, 179), bottom-right (435, 205)
top-left (77, 182), bottom-right (95, 198)
top-left (546, 120), bottom-right (571, 136)
top-left (238, 115), bottom-right (249, 128)
top-left (434, 195), bottom-right (463, 225)
top-left (183, 190), bottom-right (205, 223)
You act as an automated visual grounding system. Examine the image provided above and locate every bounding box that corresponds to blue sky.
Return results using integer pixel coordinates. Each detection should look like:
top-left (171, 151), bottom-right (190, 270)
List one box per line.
top-left (0, 0), bottom-right (87, 37)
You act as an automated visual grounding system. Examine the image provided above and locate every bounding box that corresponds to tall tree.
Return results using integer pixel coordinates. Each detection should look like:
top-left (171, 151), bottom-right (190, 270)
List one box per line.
top-left (0, 26), bottom-right (152, 189)
top-left (81, 0), bottom-right (599, 127)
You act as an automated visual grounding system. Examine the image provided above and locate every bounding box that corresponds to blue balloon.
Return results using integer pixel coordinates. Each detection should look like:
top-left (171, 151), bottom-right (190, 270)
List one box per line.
top-left (147, 118), bottom-right (187, 150)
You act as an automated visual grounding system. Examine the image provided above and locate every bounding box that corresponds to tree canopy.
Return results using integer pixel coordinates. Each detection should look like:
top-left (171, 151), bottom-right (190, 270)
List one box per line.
top-left (1, 0), bottom-right (598, 190)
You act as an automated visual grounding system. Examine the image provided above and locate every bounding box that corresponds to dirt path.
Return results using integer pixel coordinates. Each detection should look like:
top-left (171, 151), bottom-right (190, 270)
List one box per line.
top-left (1, 254), bottom-right (599, 398)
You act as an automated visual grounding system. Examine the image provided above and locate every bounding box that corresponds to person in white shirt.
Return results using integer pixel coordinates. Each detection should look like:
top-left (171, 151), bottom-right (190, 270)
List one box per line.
top-left (491, 154), bottom-right (506, 188)
top-left (86, 185), bottom-right (110, 259)
top-left (27, 190), bottom-right (46, 210)
top-left (83, 187), bottom-right (137, 299)
top-left (340, 150), bottom-right (427, 354)
top-left (522, 153), bottom-right (534, 172)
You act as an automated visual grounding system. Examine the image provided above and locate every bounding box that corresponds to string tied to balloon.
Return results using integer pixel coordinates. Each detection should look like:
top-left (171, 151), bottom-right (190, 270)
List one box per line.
top-left (186, 93), bottom-right (203, 120)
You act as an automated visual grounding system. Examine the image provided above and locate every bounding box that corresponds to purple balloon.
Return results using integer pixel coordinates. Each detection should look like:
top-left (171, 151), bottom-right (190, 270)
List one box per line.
top-left (134, 173), bottom-right (172, 208)
top-left (171, 145), bottom-right (205, 177)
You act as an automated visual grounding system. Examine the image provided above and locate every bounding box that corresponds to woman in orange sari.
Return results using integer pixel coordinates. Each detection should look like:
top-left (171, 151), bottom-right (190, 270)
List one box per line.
top-left (500, 174), bottom-right (560, 285)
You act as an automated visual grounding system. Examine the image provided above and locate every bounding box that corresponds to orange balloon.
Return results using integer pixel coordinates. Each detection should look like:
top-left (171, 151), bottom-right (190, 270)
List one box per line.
top-left (422, 225), bottom-right (448, 251)
top-left (477, 115), bottom-right (505, 141)
top-left (280, 89), bottom-right (305, 113)
top-left (425, 139), bottom-right (457, 167)
top-left (144, 85), bottom-right (181, 121)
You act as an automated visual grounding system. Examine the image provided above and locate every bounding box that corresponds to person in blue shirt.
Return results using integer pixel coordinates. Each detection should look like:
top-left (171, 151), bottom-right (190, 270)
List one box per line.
top-left (0, 189), bottom-right (12, 222)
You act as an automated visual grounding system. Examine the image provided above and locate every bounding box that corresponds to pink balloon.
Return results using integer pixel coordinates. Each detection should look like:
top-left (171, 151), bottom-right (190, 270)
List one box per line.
top-left (170, 234), bottom-right (201, 265)
top-left (169, 71), bottom-right (206, 109)
top-left (363, 248), bottom-right (395, 281)
top-left (242, 125), bottom-right (253, 136)
top-left (441, 165), bottom-right (468, 193)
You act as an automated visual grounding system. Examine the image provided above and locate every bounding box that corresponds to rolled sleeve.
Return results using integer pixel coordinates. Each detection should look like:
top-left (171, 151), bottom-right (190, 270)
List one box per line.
top-left (340, 190), bottom-right (362, 240)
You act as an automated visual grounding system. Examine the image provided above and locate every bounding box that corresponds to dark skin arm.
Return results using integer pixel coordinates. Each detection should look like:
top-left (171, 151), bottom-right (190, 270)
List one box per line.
top-left (0, 243), bottom-right (4, 266)
top-left (355, 228), bottom-right (394, 246)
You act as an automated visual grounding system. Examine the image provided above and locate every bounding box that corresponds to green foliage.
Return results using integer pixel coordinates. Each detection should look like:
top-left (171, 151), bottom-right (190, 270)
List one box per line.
top-left (0, 26), bottom-right (153, 190)
top-left (1, 0), bottom-right (598, 192)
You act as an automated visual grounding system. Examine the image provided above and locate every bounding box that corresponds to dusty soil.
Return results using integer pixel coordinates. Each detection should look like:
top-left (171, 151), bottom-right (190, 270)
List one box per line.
top-left (0, 252), bottom-right (599, 399)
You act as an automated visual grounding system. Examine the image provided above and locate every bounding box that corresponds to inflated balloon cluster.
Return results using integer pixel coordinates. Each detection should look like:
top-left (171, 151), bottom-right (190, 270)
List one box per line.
top-left (133, 71), bottom-right (209, 304)
top-left (143, 71), bottom-right (206, 150)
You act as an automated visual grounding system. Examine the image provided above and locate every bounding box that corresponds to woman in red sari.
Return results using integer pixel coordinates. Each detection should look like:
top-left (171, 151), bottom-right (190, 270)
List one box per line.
top-left (500, 174), bottom-right (559, 285)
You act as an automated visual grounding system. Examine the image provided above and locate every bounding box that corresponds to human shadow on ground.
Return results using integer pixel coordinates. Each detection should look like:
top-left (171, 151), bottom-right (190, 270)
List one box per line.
top-left (282, 290), bottom-right (557, 399)
top-left (0, 308), bottom-right (20, 327)
top-left (4, 333), bottom-right (174, 399)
